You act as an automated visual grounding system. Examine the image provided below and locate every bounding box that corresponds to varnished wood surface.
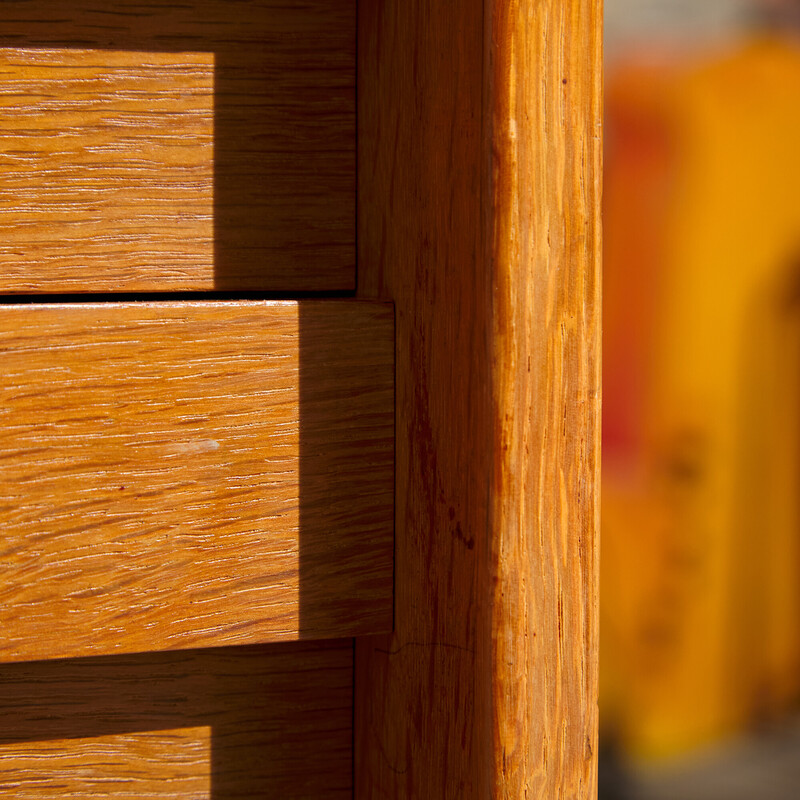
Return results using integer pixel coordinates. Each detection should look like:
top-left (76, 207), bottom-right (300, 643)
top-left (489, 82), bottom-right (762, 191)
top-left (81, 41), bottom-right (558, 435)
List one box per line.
top-left (356, 0), bottom-right (493, 795)
top-left (356, 0), bottom-right (601, 796)
top-left (0, 640), bottom-right (352, 798)
top-left (0, 301), bottom-right (393, 662)
top-left (0, 1), bottom-right (355, 292)
top-left (487, 1), bottom-right (602, 795)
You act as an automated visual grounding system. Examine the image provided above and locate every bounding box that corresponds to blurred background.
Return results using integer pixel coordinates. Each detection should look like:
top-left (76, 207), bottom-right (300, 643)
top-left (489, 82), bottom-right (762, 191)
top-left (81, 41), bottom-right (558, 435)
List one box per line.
top-left (601, 1), bottom-right (800, 798)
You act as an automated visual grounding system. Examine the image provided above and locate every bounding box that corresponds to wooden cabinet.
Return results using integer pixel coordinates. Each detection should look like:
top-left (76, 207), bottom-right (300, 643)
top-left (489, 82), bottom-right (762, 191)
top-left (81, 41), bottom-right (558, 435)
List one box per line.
top-left (0, 1), bottom-right (601, 797)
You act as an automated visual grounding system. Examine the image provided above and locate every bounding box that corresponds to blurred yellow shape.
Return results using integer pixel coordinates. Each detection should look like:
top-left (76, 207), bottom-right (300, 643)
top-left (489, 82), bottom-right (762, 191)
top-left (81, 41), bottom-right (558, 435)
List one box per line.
top-left (602, 34), bottom-right (800, 760)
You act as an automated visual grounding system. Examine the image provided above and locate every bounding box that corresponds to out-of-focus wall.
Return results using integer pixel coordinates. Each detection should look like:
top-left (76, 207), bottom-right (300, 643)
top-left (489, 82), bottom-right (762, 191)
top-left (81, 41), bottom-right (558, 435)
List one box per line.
top-left (605, 0), bottom-right (752, 55)
top-left (601, 0), bottom-right (800, 763)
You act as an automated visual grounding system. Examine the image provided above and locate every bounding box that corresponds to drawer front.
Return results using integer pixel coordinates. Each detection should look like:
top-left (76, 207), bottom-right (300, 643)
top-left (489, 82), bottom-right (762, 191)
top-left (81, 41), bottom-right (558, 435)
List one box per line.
top-left (0, 0), bottom-right (355, 292)
top-left (0, 640), bottom-right (353, 798)
top-left (0, 301), bottom-right (393, 662)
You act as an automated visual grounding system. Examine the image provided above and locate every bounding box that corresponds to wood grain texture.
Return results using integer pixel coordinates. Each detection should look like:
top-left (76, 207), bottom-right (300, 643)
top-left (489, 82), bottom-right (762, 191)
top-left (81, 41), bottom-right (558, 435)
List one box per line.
top-left (488, 1), bottom-right (602, 795)
top-left (0, 301), bottom-right (393, 662)
top-left (356, 1), bottom-right (494, 796)
top-left (355, 0), bottom-right (601, 796)
top-left (0, 0), bottom-right (355, 292)
top-left (0, 639), bottom-right (352, 798)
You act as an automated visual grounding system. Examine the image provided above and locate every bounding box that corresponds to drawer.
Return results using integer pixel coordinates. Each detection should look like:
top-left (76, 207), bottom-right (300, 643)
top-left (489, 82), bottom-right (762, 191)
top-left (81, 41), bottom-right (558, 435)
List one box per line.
top-left (0, 301), bottom-right (393, 662)
top-left (0, 0), bottom-right (355, 292)
top-left (0, 640), bottom-right (353, 798)
top-left (0, 3), bottom-right (367, 794)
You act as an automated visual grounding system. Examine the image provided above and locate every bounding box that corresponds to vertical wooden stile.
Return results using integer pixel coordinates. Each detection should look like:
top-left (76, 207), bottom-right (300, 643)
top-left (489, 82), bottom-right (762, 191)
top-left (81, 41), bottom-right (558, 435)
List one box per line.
top-left (355, 0), bottom-right (602, 796)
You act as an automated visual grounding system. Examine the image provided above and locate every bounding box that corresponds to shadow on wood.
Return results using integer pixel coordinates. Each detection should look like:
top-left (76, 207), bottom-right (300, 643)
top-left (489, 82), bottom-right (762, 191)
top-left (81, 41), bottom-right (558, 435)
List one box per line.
top-left (0, 641), bottom-right (352, 798)
top-left (0, 0), bottom-right (355, 292)
top-left (0, 4), bottom-right (373, 798)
